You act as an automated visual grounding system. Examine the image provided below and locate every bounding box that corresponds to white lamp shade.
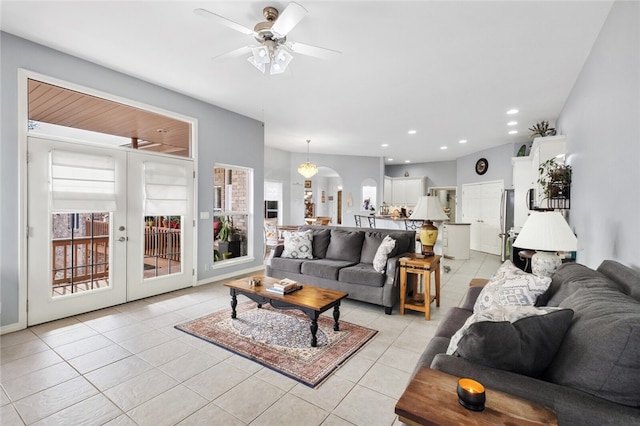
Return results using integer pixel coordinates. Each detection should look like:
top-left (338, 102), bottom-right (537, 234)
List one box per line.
top-left (513, 211), bottom-right (577, 252)
top-left (409, 195), bottom-right (449, 221)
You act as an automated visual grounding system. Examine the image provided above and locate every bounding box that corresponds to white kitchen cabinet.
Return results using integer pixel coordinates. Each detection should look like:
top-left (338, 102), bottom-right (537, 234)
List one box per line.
top-left (511, 156), bottom-right (534, 231)
top-left (383, 176), bottom-right (393, 205)
top-left (443, 223), bottom-right (471, 260)
top-left (390, 177), bottom-right (426, 206)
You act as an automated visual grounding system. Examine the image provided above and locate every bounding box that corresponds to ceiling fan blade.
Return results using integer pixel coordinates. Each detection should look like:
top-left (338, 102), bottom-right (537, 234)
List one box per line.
top-left (271, 2), bottom-right (308, 37)
top-left (194, 8), bottom-right (255, 36)
top-left (212, 45), bottom-right (252, 61)
top-left (288, 41), bottom-right (341, 60)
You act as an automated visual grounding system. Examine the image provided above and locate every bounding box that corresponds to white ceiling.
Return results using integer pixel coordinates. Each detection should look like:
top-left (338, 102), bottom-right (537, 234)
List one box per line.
top-left (1, 1), bottom-right (613, 163)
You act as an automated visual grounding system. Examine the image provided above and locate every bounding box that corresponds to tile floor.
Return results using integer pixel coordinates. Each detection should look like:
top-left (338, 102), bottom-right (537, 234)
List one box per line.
top-left (1, 251), bottom-right (501, 426)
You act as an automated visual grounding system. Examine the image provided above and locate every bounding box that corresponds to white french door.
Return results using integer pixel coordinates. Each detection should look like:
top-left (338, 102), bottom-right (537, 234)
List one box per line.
top-left (27, 136), bottom-right (194, 325)
top-left (461, 181), bottom-right (503, 256)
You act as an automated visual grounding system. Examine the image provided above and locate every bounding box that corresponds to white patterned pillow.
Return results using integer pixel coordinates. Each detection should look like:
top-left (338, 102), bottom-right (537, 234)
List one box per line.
top-left (473, 260), bottom-right (551, 313)
top-left (282, 230), bottom-right (313, 259)
top-left (373, 236), bottom-right (396, 273)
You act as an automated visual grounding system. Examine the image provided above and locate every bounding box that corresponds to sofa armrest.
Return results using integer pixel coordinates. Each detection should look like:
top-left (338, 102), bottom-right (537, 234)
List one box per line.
top-left (430, 354), bottom-right (639, 426)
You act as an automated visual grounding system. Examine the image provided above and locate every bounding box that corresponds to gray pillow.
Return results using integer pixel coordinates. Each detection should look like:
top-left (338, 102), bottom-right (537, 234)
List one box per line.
top-left (360, 233), bottom-right (385, 264)
top-left (310, 228), bottom-right (331, 259)
top-left (325, 229), bottom-right (364, 263)
top-left (450, 306), bottom-right (574, 377)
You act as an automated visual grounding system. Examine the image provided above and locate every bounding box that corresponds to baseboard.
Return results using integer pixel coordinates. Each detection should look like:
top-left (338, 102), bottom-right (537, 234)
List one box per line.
top-left (196, 265), bottom-right (265, 286)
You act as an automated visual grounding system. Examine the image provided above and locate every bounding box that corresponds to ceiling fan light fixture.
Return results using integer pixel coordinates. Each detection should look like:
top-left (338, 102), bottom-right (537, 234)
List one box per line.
top-left (270, 47), bottom-right (293, 75)
top-left (247, 55), bottom-right (266, 73)
top-left (250, 46), bottom-right (270, 64)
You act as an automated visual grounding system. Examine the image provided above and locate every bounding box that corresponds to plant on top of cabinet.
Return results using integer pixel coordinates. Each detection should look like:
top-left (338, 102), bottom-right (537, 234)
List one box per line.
top-left (528, 121), bottom-right (557, 140)
top-left (538, 158), bottom-right (572, 200)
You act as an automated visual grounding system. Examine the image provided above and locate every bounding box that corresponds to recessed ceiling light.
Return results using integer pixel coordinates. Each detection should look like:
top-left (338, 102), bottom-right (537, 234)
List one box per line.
top-left (388, 158), bottom-right (394, 161)
top-left (508, 130), bottom-right (518, 135)
top-left (381, 143), bottom-right (389, 147)
top-left (440, 146), bottom-right (447, 150)
top-left (408, 130), bottom-right (417, 135)
top-left (404, 160), bottom-right (411, 163)
top-left (507, 121), bottom-right (518, 126)
top-left (507, 109), bottom-right (519, 115)
top-left (459, 139), bottom-right (467, 144)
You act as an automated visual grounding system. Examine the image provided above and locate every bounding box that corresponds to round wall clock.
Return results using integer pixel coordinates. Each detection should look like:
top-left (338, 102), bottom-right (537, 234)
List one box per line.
top-left (475, 158), bottom-right (489, 175)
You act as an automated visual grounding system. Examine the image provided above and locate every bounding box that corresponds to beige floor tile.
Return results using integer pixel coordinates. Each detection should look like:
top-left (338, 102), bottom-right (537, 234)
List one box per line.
top-left (102, 414), bottom-right (139, 426)
top-left (177, 402), bottom-right (245, 426)
top-left (117, 330), bottom-right (173, 354)
top-left (290, 374), bottom-right (355, 412)
top-left (333, 355), bottom-right (375, 383)
top-left (84, 355), bottom-right (153, 391)
top-left (0, 388), bottom-right (10, 407)
top-left (358, 363), bottom-right (411, 400)
top-left (136, 339), bottom-right (194, 366)
top-left (251, 393), bottom-right (329, 426)
top-left (82, 312), bottom-right (138, 334)
top-left (67, 344), bottom-right (132, 374)
top-left (0, 350), bottom-right (63, 382)
top-left (39, 324), bottom-right (99, 348)
top-left (225, 354), bottom-right (264, 374)
top-left (183, 362), bottom-right (250, 401)
top-left (321, 414), bottom-right (357, 426)
top-left (2, 362), bottom-right (78, 401)
top-left (29, 317), bottom-right (83, 337)
top-left (376, 346), bottom-right (422, 374)
top-left (13, 376), bottom-right (98, 424)
top-left (254, 367), bottom-right (299, 392)
top-left (159, 349), bottom-right (223, 383)
top-left (53, 334), bottom-right (114, 360)
top-left (105, 369), bottom-right (179, 411)
top-left (332, 385), bottom-right (398, 426)
top-left (0, 404), bottom-right (24, 426)
top-left (141, 311), bottom-right (188, 329)
top-left (126, 385), bottom-right (208, 426)
top-left (214, 376), bottom-right (286, 424)
top-left (32, 393), bottom-right (122, 426)
top-left (0, 329), bottom-right (38, 348)
top-left (0, 338), bottom-right (50, 364)
top-left (355, 337), bottom-right (391, 361)
top-left (103, 322), bottom-right (154, 343)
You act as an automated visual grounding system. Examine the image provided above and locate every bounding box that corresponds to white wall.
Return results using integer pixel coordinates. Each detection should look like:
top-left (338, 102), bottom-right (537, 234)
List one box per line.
top-left (0, 32), bottom-right (264, 328)
top-left (556, 1), bottom-right (640, 269)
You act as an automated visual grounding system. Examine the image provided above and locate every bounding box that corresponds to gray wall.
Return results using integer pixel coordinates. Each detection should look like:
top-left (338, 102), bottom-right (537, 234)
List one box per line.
top-left (0, 32), bottom-right (264, 328)
top-left (386, 160), bottom-right (457, 189)
top-left (556, 1), bottom-right (640, 269)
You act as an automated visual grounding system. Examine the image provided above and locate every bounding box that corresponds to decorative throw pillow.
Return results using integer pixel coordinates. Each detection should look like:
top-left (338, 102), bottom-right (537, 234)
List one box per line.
top-left (447, 305), bottom-right (574, 377)
top-left (372, 236), bottom-right (396, 273)
top-left (281, 230), bottom-right (313, 259)
top-left (473, 260), bottom-right (552, 312)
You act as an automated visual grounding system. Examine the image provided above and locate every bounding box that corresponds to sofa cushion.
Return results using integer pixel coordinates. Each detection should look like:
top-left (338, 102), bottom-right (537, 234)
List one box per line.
top-left (542, 262), bottom-right (619, 307)
top-left (325, 229), bottom-right (365, 263)
top-left (447, 306), bottom-right (573, 377)
top-left (544, 287), bottom-right (640, 407)
top-left (373, 236), bottom-right (396, 273)
top-left (597, 260), bottom-right (640, 302)
top-left (310, 228), bottom-right (331, 259)
top-left (282, 230), bottom-right (313, 259)
top-left (360, 233), bottom-right (385, 264)
top-left (270, 257), bottom-right (307, 274)
top-left (301, 259), bottom-right (356, 281)
top-left (338, 264), bottom-right (386, 287)
top-left (434, 307), bottom-right (473, 339)
top-left (474, 260), bottom-right (551, 312)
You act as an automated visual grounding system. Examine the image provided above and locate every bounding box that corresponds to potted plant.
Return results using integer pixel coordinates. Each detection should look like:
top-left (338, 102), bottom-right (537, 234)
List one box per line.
top-left (528, 121), bottom-right (557, 140)
top-left (538, 158), bottom-right (572, 200)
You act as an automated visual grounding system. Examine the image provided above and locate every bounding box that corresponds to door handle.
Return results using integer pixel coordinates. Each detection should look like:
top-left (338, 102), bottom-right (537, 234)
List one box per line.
top-left (118, 236), bottom-right (127, 242)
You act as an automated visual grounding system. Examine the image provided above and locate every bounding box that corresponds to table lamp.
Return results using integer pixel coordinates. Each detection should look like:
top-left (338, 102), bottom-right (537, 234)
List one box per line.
top-left (409, 195), bottom-right (449, 256)
top-left (513, 211), bottom-right (577, 277)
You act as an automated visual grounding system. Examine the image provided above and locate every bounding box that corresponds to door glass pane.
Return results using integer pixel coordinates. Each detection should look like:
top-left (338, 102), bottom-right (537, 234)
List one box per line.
top-left (51, 212), bottom-right (110, 297)
top-left (143, 215), bottom-right (182, 278)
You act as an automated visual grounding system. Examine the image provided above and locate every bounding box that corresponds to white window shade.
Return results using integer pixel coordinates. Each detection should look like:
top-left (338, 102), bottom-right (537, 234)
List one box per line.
top-left (50, 150), bottom-right (116, 212)
top-left (144, 161), bottom-right (188, 215)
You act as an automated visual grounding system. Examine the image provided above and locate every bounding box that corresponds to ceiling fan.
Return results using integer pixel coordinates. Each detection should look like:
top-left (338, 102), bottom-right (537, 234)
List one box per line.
top-left (194, 2), bottom-right (340, 75)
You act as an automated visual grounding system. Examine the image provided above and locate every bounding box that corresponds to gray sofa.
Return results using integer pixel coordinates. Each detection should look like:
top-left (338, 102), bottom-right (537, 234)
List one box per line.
top-left (414, 260), bottom-right (640, 425)
top-left (266, 225), bottom-right (416, 314)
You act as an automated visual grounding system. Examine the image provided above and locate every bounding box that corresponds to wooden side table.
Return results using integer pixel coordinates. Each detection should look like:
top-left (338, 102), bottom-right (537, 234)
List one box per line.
top-left (399, 254), bottom-right (441, 320)
top-left (395, 368), bottom-right (557, 425)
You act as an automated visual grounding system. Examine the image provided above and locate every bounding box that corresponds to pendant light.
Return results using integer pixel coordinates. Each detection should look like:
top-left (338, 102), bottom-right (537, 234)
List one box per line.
top-left (298, 139), bottom-right (318, 179)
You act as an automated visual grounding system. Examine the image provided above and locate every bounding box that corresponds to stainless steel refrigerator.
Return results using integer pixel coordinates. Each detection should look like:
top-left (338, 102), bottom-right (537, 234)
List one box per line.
top-left (499, 189), bottom-right (515, 262)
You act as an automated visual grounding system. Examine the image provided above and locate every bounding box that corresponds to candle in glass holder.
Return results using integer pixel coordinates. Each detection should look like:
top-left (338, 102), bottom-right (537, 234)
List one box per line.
top-left (457, 378), bottom-right (486, 411)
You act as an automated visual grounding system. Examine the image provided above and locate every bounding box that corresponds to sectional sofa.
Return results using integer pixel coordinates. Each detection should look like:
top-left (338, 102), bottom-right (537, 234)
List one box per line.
top-left (414, 260), bottom-right (640, 425)
top-left (266, 225), bottom-right (416, 314)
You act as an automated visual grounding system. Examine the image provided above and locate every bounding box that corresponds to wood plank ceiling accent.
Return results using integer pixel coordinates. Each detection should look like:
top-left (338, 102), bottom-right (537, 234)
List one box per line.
top-left (28, 79), bottom-right (191, 157)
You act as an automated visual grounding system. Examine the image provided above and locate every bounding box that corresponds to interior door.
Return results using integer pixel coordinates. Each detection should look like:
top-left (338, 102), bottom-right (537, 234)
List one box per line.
top-left (27, 137), bottom-right (128, 325)
top-left (462, 181), bottom-right (503, 256)
top-left (27, 137), bottom-right (195, 325)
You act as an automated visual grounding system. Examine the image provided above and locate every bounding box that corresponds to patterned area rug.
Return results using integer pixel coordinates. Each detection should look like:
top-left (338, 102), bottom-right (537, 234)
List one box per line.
top-left (175, 302), bottom-right (378, 388)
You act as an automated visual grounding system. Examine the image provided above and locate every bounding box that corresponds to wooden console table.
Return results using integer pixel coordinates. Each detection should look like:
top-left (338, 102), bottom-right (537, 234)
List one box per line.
top-left (399, 254), bottom-right (441, 320)
top-left (395, 368), bottom-right (557, 425)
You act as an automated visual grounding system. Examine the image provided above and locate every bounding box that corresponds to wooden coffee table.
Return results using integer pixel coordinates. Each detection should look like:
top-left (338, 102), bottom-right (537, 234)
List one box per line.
top-left (395, 368), bottom-right (557, 425)
top-left (224, 276), bottom-right (348, 347)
